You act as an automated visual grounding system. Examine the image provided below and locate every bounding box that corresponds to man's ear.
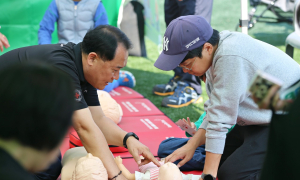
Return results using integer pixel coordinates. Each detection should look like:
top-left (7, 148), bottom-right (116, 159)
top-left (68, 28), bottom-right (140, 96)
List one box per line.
top-left (86, 52), bottom-right (98, 66)
top-left (203, 43), bottom-right (213, 55)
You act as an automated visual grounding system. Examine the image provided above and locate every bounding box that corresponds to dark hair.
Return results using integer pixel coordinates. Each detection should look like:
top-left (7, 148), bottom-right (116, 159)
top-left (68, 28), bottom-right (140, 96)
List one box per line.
top-left (0, 62), bottom-right (75, 151)
top-left (182, 29), bottom-right (220, 63)
top-left (81, 25), bottom-right (132, 61)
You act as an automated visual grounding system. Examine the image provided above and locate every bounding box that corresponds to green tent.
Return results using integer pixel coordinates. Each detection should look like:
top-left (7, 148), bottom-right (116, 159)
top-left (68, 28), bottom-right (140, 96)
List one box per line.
top-left (0, 0), bottom-right (123, 54)
top-left (0, 0), bottom-right (164, 55)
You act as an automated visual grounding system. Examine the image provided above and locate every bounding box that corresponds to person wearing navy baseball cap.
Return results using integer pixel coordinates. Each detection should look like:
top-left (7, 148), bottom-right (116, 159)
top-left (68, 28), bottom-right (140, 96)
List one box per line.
top-left (154, 15), bottom-right (214, 72)
top-left (156, 15), bottom-right (300, 180)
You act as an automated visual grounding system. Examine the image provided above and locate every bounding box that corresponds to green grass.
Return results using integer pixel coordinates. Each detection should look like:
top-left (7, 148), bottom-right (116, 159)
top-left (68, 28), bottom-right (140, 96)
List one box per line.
top-left (122, 0), bottom-right (300, 122)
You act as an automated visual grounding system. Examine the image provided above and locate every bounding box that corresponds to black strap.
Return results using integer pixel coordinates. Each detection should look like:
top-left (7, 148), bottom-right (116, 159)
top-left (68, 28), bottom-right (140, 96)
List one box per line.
top-left (108, 170), bottom-right (122, 180)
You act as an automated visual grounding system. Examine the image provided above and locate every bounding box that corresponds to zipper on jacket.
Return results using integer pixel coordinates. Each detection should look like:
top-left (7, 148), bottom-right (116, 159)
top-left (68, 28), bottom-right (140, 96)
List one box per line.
top-left (74, 4), bottom-right (78, 43)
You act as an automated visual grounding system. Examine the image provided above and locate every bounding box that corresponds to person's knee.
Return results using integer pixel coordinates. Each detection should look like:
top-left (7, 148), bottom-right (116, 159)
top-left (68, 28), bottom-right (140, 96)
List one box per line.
top-left (157, 139), bottom-right (174, 157)
top-left (158, 138), bottom-right (189, 158)
top-left (218, 163), bottom-right (238, 180)
top-left (218, 165), bottom-right (261, 180)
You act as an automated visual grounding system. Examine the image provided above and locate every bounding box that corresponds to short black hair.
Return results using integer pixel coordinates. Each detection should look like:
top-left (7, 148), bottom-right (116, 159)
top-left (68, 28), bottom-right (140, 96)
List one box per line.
top-left (0, 62), bottom-right (75, 151)
top-left (182, 29), bottom-right (220, 63)
top-left (81, 25), bottom-right (132, 61)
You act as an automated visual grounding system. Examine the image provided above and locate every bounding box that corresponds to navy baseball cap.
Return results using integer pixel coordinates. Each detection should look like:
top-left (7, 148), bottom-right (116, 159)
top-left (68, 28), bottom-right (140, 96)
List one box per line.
top-left (154, 15), bottom-right (213, 71)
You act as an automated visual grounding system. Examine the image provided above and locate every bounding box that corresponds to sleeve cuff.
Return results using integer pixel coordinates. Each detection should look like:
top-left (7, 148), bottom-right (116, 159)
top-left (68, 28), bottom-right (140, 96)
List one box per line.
top-left (205, 137), bottom-right (226, 154)
top-left (199, 118), bottom-right (209, 130)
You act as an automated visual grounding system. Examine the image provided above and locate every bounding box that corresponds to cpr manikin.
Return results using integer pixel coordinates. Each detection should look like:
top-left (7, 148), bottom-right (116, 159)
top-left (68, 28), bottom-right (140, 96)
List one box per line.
top-left (61, 147), bottom-right (201, 180)
top-left (114, 156), bottom-right (201, 180)
top-left (97, 90), bottom-right (123, 124)
top-left (61, 147), bottom-right (108, 180)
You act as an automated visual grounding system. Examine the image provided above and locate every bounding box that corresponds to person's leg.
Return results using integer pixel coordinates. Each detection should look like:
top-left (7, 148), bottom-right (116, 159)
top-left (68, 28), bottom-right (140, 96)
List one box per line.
top-left (218, 125), bottom-right (269, 180)
top-left (32, 153), bottom-right (62, 180)
top-left (180, 72), bottom-right (202, 95)
top-left (164, 0), bottom-right (180, 27)
top-left (161, 81), bottom-right (201, 108)
top-left (194, 0), bottom-right (213, 23)
top-left (154, 0), bottom-right (203, 106)
top-left (175, 0), bottom-right (214, 95)
top-left (153, 0), bottom-right (181, 96)
top-left (173, 0), bottom-right (199, 92)
top-left (158, 138), bottom-right (206, 171)
top-left (165, 0), bottom-right (204, 99)
top-left (177, 0), bottom-right (195, 16)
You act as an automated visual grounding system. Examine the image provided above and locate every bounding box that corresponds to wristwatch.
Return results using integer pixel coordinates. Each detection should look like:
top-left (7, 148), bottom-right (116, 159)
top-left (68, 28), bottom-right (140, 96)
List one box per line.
top-left (201, 173), bottom-right (216, 180)
top-left (123, 132), bottom-right (139, 149)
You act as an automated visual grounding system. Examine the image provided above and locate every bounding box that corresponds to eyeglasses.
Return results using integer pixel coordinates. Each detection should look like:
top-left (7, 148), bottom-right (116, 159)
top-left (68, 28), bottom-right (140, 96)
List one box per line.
top-left (178, 58), bottom-right (197, 71)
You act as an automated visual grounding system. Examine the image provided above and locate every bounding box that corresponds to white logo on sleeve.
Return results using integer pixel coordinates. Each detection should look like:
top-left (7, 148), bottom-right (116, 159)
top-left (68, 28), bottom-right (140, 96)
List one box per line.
top-left (163, 36), bottom-right (169, 51)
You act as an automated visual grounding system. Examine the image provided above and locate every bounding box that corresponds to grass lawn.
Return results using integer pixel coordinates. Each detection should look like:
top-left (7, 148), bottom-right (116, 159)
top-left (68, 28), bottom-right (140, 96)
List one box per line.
top-left (121, 0), bottom-right (300, 122)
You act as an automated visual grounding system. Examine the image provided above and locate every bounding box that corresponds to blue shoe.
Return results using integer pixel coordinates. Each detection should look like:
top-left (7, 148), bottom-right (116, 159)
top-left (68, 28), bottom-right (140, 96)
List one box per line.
top-left (161, 81), bottom-right (202, 108)
top-left (153, 76), bottom-right (181, 96)
top-left (118, 70), bottom-right (136, 88)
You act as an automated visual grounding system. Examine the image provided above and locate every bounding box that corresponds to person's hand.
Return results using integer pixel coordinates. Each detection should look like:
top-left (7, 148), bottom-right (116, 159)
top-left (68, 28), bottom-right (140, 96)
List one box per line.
top-left (182, 117), bottom-right (196, 130)
top-left (0, 32), bottom-right (10, 52)
top-left (165, 142), bottom-right (197, 168)
top-left (126, 137), bottom-right (161, 167)
top-left (271, 92), bottom-right (293, 111)
top-left (252, 85), bottom-right (292, 111)
top-left (253, 85), bottom-right (280, 109)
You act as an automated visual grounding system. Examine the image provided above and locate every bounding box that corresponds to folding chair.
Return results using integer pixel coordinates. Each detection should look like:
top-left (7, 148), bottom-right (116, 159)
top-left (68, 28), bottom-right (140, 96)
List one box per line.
top-left (286, 0), bottom-right (300, 58)
top-left (237, 0), bottom-right (294, 30)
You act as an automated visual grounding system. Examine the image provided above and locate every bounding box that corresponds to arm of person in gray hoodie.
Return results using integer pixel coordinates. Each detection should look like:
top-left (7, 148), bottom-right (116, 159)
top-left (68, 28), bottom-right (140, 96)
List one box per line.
top-left (199, 55), bottom-right (258, 177)
top-left (201, 55), bottom-right (257, 153)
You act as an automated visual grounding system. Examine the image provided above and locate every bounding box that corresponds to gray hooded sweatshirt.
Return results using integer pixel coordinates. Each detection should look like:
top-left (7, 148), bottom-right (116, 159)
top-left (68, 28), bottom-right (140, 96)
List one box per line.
top-left (200, 30), bottom-right (300, 154)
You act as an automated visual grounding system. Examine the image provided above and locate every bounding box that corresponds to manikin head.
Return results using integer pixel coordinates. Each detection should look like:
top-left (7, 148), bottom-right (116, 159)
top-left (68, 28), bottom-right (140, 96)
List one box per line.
top-left (0, 63), bottom-right (74, 172)
top-left (72, 153), bottom-right (108, 180)
top-left (81, 25), bottom-right (131, 90)
top-left (158, 162), bottom-right (183, 180)
top-left (61, 147), bottom-right (108, 180)
top-left (97, 90), bottom-right (123, 124)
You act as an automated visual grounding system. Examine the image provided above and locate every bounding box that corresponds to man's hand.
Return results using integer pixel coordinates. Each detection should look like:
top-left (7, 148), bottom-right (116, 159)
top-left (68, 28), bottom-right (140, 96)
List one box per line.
top-left (0, 32), bottom-right (10, 52)
top-left (165, 142), bottom-right (197, 168)
top-left (126, 137), bottom-right (161, 167)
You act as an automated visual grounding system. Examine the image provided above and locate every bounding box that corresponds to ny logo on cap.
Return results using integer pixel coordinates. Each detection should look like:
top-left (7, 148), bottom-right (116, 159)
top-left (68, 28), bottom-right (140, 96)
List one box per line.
top-left (163, 36), bottom-right (169, 51)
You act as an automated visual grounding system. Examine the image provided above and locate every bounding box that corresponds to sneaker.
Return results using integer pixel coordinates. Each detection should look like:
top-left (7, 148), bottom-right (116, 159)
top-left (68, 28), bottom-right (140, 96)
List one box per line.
top-left (153, 76), bottom-right (181, 96)
top-left (161, 81), bottom-right (202, 108)
top-left (118, 70), bottom-right (136, 88)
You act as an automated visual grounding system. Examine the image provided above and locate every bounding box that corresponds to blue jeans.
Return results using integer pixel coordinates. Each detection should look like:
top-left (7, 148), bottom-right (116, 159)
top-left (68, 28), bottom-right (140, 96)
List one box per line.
top-left (157, 138), bottom-right (206, 171)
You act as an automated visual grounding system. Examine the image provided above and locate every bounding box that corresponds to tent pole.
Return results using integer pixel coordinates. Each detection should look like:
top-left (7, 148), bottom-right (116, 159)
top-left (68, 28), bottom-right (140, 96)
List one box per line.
top-left (241, 0), bottom-right (248, 34)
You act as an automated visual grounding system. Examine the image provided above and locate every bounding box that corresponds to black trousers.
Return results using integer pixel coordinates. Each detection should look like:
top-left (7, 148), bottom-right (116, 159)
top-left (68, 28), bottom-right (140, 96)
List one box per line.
top-left (218, 125), bottom-right (269, 180)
